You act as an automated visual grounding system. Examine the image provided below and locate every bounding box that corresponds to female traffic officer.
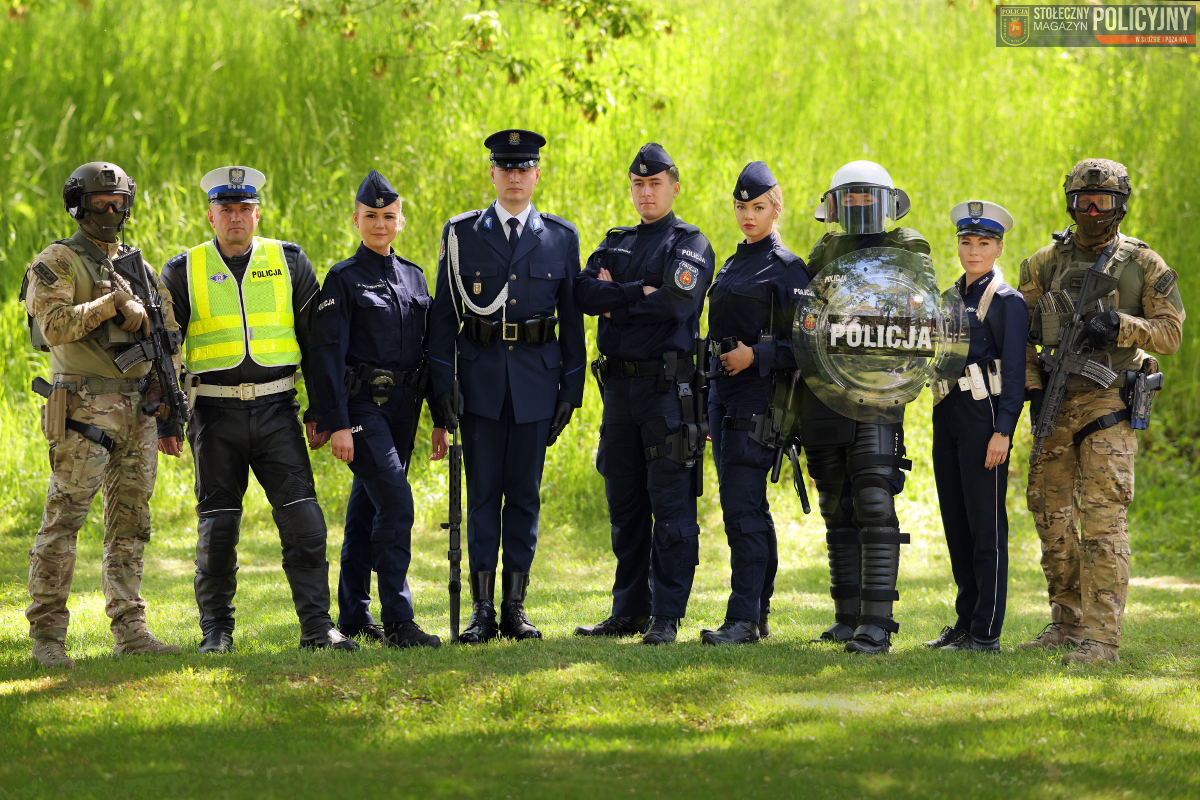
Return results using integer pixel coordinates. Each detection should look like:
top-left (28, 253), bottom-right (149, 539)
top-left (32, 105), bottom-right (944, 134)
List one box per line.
top-left (309, 170), bottom-right (448, 649)
top-left (927, 200), bottom-right (1025, 652)
top-left (701, 161), bottom-right (810, 645)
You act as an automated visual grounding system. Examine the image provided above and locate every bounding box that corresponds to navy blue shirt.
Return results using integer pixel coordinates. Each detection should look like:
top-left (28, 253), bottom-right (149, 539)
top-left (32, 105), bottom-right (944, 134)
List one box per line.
top-left (311, 242), bottom-right (434, 433)
top-left (956, 268), bottom-right (1028, 436)
top-left (574, 211), bottom-right (715, 361)
top-left (706, 233), bottom-right (809, 395)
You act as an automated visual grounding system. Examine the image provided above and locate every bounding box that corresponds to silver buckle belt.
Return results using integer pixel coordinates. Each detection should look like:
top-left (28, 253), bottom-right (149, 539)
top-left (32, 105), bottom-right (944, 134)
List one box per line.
top-left (194, 374), bottom-right (296, 401)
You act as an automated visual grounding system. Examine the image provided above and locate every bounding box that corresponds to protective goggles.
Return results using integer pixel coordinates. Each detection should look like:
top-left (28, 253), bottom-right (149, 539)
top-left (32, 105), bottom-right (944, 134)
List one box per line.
top-left (822, 186), bottom-right (896, 235)
top-left (81, 193), bottom-right (132, 214)
top-left (1067, 191), bottom-right (1126, 214)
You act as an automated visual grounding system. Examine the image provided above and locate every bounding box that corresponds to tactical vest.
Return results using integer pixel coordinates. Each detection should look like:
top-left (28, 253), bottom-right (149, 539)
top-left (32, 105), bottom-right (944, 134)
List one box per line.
top-left (1029, 233), bottom-right (1145, 374)
top-left (183, 237), bottom-right (301, 373)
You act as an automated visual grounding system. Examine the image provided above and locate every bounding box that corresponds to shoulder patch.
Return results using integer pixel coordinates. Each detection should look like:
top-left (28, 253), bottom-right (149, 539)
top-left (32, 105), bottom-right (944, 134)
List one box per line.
top-left (32, 262), bottom-right (59, 286)
top-left (317, 296), bottom-right (337, 314)
top-left (792, 286), bottom-right (815, 297)
top-left (450, 209), bottom-right (483, 224)
top-left (1019, 259), bottom-right (1031, 286)
top-left (1154, 269), bottom-right (1178, 297)
top-left (673, 261), bottom-right (701, 292)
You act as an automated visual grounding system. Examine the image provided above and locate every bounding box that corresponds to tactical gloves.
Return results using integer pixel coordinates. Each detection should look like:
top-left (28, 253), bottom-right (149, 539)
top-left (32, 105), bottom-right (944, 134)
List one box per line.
top-left (546, 401), bottom-right (575, 446)
top-left (1028, 387), bottom-right (1045, 419)
top-left (110, 290), bottom-right (150, 336)
top-left (1085, 310), bottom-right (1121, 349)
top-left (435, 391), bottom-right (459, 433)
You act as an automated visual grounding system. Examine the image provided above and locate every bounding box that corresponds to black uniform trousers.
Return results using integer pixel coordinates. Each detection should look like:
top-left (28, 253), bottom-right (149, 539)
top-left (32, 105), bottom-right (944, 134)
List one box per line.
top-left (709, 388), bottom-right (778, 623)
top-left (336, 389), bottom-right (419, 626)
top-left (460, 389), bottom-right (552, 574)
top-left (597, 375), bottom-right (700, 619)
top-left (931, 388), bottom-right (1009, 639)
top-left (188, 395), bottom-right (333, 639)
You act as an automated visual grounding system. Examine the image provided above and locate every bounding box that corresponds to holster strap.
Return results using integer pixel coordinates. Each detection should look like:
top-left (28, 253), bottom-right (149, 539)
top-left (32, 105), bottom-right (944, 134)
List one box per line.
top-left (195, 374), bottom-right (296, 401)
top-left (66, 419), bottom-right (115, 452)
top-left (1072, 410), bottom-right (1131, 448)
top-left (847, 454), bottom-right (913, 474)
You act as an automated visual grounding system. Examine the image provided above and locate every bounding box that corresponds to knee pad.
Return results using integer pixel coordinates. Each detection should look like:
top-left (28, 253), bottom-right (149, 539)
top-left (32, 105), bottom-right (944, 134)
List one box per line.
top-left (851, 474), bottom-right (898, 527)
top-left (196, 512), bottom-right (240, 576)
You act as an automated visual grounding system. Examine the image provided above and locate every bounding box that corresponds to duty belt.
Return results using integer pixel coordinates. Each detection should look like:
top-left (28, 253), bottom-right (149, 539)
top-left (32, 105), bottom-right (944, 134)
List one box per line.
top-left (194, 374), bottom-right (296, 401)
top-left (58, 375), bottom-right (145, 395)
top-left (461, 313), bottom-right (557, 346)
top-left (346, 361), bottom-right (427, 405)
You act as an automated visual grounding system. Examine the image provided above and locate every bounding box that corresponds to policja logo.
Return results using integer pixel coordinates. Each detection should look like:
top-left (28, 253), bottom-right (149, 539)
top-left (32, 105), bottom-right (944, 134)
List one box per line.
top-left (229, 167), bottom-right (246, 186)
top-left (999, 7), bottom-right (1031, 46)
top-left (968, 201), bottom-right (984, 218)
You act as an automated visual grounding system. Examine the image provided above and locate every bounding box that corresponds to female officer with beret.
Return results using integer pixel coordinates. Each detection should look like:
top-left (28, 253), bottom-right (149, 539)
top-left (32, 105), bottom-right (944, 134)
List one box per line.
top-left (926, 200), bottom-right (1025, 652)
top-left (701, 161), bottom-right (809, 645)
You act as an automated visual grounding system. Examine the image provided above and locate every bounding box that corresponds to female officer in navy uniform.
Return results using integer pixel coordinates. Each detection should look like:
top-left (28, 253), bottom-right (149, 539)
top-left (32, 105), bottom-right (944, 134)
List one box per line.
top-left (926, 200), bottom-right (1025, 652)
top-left (310, 170), bottom-right (447, 649)
top-left (701, 162), bottom-right (809, 645)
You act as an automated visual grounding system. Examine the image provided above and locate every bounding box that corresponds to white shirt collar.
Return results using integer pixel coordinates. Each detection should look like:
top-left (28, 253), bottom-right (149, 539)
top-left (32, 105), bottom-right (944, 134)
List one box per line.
top-left (493, 201), bottom-right (532, 232)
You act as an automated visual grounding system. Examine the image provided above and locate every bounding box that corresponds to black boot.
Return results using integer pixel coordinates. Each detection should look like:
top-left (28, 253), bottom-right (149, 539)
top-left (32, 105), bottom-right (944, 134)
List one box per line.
top-left (575, 615), bottom-right (651, 637)
top-left (198, 629), bottom-right (234, 654)
top-left (923, 626), bottom-right (966, 649)
top-left (813, 528), bottom-right (862, 644)
top-left (383, 620), bottom-right (441, 649)
top-left (701, 619), bottom-right (760, 645)
top-left (339, 623), bottom-right (386, 643)
top-left (758, 611), bottom-right (770, 640)
top-left (941, 633), bottom-right (1000, 652)
top-left (460, 571), bottom-right (499, 644)
top-left (300, 627), bottom-right (360, 651)
top-left (845, 527), bottom-right (905, 655)
top-left (499, 572), bottom-right (541, 640)
top-left (642, 616), bottom-right (678, 645)
top-left (812, 616), bottom-right (858, 644)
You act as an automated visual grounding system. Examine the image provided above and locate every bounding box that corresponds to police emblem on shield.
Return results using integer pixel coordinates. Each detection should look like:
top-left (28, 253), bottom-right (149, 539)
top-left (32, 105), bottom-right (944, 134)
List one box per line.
top-left (229, 168), bottom-right (245, 187)
top-left (509, 131), bottom-right (520, 145)
top-left (968, 201), bottom-right (984, 218)
top-left (792, 247), bottom-right (969, 423)
top-left (999, 7), bottom-right (1030, 46)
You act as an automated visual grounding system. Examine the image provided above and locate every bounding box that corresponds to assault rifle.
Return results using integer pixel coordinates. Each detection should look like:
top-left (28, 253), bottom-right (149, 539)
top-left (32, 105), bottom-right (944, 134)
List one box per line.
top-left (439, 380), bottom-right (463, 643)
top-left (768, 369), bottom-right (811, 514)
top-left (1030, 240), bottom-right (1121, 460)
top-left (110, 249), bottom-right (190, 436)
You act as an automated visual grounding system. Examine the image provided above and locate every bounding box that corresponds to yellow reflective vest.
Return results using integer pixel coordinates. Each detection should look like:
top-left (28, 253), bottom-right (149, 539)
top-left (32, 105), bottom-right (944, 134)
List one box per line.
top-left (183, 237), bottom-right (301, 373)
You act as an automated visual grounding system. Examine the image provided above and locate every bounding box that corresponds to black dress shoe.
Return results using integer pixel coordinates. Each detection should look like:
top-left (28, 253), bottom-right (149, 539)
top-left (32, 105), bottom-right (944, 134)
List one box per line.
top-left (383, 620), bottom-right (441, 649)
top-left (810, 622), bottom-right (855, 644)
top-left (339, 623), bottom-right (386, 643)
top-left (923, 625), bottom-right (967, 649)
top-left (940, 633), bottom-right (1000, 652)
top-left (198, 629), bottom-right (234, 654)
top-left (701, 619), bottom-right (760, 645)
top-left (499, 572), bottom-right (541, 640)
top-left (642, 617), bottom-right (678, 645)
top-left (845, 620), bottom-right (894, 655)
top-left (758, 612), bottom-right (770, 640)
top-left (574, 615), bottom-right (651, 637)
top-left (300, 628), bottom-right (360, 651)
top-left (460, 571), bottom-right (499, 645)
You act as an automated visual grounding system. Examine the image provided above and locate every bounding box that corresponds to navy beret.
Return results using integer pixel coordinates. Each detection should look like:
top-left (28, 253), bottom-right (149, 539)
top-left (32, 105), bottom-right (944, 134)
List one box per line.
top-left (733, 160), bottom-right (777, 201)
top-left (356, 169), bottom-right (399, 208)
top-left (630, 142), bottom-right (674, 177)
top-left (485, 129), bottom-right (546, 169)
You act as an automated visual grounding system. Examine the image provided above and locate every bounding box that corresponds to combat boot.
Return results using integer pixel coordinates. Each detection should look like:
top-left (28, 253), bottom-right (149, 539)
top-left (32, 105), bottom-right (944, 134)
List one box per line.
top-left (701, 619), bottom-right (760, 645)
top-left (300, 627), bottom-right (360, 651)
top-left (845, 619), bottom-right (895, 654)
top-left (199, 629), bottom-right (234, 654)
top-left (574, 615), bottom-right (651, 637)
top-left (811, 619), bottom-right (856, 644)
top-left (923, 626), bottom-right (967, 649)
top-left (32, 639), bottom-right (76, 670)
top-left (114, 631), bottom-right (182, 655)
top-left (339, 623), bottom-right (386, 643)
top-left (499, 572), bottom-right (541, 640)
top-left (642, 616), bottom-right (678, 645)
top-left (1017, 622), bottom-right (1084, 650)
top-left (383, 620), bottom-right (441, 649)
top-left (758, 611), bottom-right (770, 640)
top-left (460, 571), bottom-right (499, 644)
top-left (1061, 639), bottom-right (1118, 665)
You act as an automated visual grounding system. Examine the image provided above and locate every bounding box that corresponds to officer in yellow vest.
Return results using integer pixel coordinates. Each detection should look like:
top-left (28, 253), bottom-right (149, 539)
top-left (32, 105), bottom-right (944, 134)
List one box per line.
top-left (158, 166), bottom-right (357, 654)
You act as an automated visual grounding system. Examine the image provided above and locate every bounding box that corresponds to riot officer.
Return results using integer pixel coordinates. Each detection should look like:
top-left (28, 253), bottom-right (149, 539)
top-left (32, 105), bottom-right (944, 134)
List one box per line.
top-left (21, 162), bottom-right (183, 668)
top-left (310, 170), bottom-right (447, 648)
top-left (427, 130), bottom-right (587, 643)
top-left (803, 160), bottom-right (929, 654)
top-left (158, 166), bottom-right (357, 653)
top-left (701, 162), bottom-right (809, 645)
top-left (573, 143), bottom-right (716, 645)
top-left (1019, 159), bottom-right (1184, 664)
top-left (926, 201), bottom-right (1026, 653)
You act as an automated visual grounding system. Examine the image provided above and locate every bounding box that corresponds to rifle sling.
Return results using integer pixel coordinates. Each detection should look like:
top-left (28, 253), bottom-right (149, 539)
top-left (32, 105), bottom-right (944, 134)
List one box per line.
top-left (65, 419), bottom-right (115, 452)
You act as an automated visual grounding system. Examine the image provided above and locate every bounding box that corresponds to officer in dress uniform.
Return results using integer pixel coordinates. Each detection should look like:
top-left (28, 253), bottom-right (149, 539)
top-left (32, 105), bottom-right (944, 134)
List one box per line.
top-left (926, 201), bottom-right (1026, 652)
top-left (573, 143), bottom-right (716, 645)
top-left (701, 162), bottom-right (809, 645)
top-left (158, 166), bottom-right (356, 653)
top-left (309, 170), bottom-right (446, 649)
top-left (427, 130), bottom-right (586, 643)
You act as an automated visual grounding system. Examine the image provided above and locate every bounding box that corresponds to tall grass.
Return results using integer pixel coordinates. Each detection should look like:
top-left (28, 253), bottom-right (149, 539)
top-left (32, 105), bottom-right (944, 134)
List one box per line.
top-left (0, 0), bottom-right (1196, 560)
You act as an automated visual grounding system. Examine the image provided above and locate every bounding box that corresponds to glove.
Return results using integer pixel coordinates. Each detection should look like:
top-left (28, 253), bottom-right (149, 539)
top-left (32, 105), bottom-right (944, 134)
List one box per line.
top-left (1028, 387), bottom-right (1045, 419)
top-left (435, 390), bottom-right (459, 433)
top-left (111, 290), bottom-right (149, 335)
top-left (1085, 310), bottom-right (1121, 349)
top-left (546, 401), bottom-right (574, 446)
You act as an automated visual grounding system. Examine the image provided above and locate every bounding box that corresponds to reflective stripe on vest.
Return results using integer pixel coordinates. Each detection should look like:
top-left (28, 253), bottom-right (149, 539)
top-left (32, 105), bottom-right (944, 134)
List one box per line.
top-left (184, 237), bottom-right (301, 372)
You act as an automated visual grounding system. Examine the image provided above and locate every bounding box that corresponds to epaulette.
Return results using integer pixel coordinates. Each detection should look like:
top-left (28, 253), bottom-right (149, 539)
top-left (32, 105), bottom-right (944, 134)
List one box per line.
top-left (539, 212), bottom-right (577, 233)
top-left (396, 255), bottom-right (425, 273)
top-left (162, 252), bottom-right (188, 272)
top-left (673, 220), bottom-right (703, 235)
top-left (605, 225), bottom-right (636, 238)
top-left (450, 209), bottom-right (482, 225)
top-left (885, 227), bottom-right (932, 255)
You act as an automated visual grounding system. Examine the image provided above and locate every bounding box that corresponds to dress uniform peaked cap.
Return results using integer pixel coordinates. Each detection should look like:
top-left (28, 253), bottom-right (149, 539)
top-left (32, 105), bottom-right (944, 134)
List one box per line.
top-left (201, 166), bottom-right (266, 204)
top-left (733, 161), bottom-right (777, 201)
top-left (356, 169), bottom-right (400, 208)
top-left (485, 129), bottom-right (546, 169)
top-left (630, 143), bottom-right (674, 178)
top-left (950, 200), bottom-right (1015, 239)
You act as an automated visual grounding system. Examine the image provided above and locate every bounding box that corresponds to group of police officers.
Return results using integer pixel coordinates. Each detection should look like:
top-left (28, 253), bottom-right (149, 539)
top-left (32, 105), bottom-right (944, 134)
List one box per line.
top-left (20, 130), bottom-right (1183, 669)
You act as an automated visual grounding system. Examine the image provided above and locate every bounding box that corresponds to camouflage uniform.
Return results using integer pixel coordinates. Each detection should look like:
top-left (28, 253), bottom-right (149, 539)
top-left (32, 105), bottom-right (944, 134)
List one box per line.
top-left (23, 234), bottom-right (179, 646)
top-left (1020, 174), bottom-right (1184, 648)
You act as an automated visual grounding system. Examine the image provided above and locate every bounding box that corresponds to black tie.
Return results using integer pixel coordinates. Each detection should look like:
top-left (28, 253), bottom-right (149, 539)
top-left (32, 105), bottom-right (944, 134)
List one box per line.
top-left (507, 218), bottom-right (521, 253)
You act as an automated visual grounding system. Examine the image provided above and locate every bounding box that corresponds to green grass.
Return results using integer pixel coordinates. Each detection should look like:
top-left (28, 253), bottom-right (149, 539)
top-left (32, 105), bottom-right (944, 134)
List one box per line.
top-left (2, 1), bottom-right (1199, 797)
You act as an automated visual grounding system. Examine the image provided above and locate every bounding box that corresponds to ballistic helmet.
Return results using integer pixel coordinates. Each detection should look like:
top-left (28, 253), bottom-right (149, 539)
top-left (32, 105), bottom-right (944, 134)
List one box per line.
top-left (814, 160), bottom-right (910, 235)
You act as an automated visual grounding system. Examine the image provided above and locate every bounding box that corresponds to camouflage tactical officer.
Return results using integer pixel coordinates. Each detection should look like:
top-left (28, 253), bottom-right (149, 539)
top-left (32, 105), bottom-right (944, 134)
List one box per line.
top-left (1019, 158), bottom-right (1184, 664)
top-left (21, 162), bottom-right (183, 669)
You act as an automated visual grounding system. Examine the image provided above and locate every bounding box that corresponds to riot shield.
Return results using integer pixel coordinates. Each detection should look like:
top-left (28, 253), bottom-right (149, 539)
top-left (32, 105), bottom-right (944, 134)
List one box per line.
top-left (793, 247), bottom-right (968, 424)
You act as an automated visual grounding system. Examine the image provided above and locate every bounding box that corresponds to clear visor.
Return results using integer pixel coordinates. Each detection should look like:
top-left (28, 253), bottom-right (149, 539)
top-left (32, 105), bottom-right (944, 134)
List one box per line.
top-left (1067, 191), bottom-right (1124, 213)
top-left (82, 192), bottom-right (132, 214)
top-left (823, 187), bottom-right (895, 235)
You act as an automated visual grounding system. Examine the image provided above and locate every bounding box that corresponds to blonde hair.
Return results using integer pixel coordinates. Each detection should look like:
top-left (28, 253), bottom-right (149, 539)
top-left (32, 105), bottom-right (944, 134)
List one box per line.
top-left (765, 185), bottom-right (784, 231)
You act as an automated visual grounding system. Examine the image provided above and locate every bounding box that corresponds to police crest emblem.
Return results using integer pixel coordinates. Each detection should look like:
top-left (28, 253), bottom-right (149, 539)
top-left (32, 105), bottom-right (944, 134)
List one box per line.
top-left (998, 6), bottom-right (1030, 46)
top-left (803, 313), bottom-right (817, 331)
top-left (968, 201), bottom-right (984, 218)
top-left (210, 273), bottom-right (229, 284)
top-left (741, 190), bottom-right (749, 200)
top-left (375, 198), bottom-right (384, 207)
top-left (473, 281), bottom-right (482, 295)
top-left (674, 261), bottom-right (699, 291)
top-left (509, 131), bottom-right (520, 145)
top-left (640, 164), bottom-right (647, 175)
top-left (229, 168), bottom-right (245, 186)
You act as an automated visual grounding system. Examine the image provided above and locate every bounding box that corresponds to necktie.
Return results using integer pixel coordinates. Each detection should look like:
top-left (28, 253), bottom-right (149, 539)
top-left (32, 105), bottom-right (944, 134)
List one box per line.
top-left (507, 217), bottom-right (521, 253)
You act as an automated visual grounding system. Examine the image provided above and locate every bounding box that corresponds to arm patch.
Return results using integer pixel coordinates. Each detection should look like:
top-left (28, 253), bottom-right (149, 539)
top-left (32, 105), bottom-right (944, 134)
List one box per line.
top-left (673, 261), bottom-right (701, 291)
top-left (1019, 259), bottom-right (1031, 286)
top-left (1154, 269), bottom-right (1178, 296)
top-left (32, 263), bottom-right (59, 286)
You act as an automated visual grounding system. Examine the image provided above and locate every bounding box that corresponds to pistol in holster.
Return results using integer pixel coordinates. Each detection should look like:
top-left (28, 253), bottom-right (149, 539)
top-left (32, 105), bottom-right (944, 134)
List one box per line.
top-left (33, 375), bottom-right (81, 443)
top-left (1122, 357), bottom-right (1164, 432)
top-left (591, 355), bottom-right (610, 394)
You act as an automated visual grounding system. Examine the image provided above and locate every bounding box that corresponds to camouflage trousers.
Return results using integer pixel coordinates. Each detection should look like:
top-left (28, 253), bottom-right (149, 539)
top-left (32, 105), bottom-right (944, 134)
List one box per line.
top-left (27, 389), bottom-right (158, 644)
top-left (1027, 388), bottom-right (1135, 645)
